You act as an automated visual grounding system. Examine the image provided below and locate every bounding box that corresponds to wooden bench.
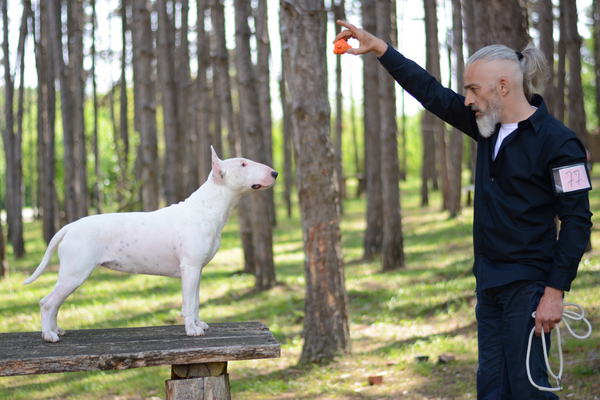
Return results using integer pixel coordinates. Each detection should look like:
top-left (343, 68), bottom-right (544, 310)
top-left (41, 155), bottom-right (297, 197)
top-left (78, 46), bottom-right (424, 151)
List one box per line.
top-left (0, 321), bottom-right (280, 400)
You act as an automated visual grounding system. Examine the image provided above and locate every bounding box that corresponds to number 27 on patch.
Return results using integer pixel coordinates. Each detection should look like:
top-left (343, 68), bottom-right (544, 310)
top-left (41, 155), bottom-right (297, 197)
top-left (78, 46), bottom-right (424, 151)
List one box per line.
top-left (552, 163), bottom-right (591, 195)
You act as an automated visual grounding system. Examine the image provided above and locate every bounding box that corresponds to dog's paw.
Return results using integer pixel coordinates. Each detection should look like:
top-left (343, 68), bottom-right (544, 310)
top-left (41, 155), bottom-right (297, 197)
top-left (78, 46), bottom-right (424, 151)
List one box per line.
top-left (42, 330), bottom-right (60, 343)
top-left (195, 320), bottom-right (209, 331)
top-left (57, 327), bottom-right (66, 336)
top-left (185, 324), bottom-right (206, 337)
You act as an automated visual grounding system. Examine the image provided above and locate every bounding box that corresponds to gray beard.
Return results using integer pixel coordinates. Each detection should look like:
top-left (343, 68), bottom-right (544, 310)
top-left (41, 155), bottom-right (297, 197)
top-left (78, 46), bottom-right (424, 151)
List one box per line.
top-left (476, 112), bottom-right (500, 138)
top-left (475, 94), bottom-right (503, 138)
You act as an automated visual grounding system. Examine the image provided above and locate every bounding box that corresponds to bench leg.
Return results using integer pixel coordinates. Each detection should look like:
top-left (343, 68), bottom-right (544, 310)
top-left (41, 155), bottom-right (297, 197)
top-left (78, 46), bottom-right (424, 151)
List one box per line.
top-left (165, 362), bottom-right (230, 400)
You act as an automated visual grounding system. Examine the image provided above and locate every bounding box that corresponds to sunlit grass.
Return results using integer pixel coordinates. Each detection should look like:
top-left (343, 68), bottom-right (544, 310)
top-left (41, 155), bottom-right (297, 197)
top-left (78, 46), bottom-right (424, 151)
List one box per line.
top-left (1, 171), bottom-right (599, 399)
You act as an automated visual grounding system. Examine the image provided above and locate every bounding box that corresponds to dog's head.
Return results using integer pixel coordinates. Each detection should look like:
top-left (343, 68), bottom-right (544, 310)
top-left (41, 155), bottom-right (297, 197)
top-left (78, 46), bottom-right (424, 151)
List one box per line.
top-left (210, 146), bottom-right (278, 194)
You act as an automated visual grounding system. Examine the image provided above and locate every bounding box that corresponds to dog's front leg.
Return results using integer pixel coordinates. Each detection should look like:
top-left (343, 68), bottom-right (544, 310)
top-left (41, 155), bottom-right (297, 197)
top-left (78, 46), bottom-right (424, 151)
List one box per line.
top-left (192, 266), bottom-right (209, 332)
top-left (180, 265), bottom-right (206, 336)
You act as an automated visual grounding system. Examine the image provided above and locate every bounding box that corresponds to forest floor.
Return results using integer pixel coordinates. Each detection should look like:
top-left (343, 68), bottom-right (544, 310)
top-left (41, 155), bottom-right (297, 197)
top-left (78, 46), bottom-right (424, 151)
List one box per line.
top-left (1, 172), bottom-right (599, 400)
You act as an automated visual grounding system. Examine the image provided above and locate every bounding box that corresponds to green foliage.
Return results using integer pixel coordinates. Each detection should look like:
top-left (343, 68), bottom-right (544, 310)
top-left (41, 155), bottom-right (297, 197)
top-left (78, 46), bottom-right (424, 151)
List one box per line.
top-left (1, 167), bottom-right (599, 399)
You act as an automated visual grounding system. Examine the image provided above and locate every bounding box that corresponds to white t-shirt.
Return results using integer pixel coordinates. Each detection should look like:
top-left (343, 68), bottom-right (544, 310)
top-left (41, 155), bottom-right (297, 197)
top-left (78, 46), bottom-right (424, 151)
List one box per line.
top-left (493, 123), bottom-right (518, 160)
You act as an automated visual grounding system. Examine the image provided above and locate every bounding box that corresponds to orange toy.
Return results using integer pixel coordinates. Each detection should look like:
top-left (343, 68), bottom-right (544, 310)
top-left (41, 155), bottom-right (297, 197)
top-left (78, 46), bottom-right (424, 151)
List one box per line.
top-left (333, 39), bottom-right (351, 54)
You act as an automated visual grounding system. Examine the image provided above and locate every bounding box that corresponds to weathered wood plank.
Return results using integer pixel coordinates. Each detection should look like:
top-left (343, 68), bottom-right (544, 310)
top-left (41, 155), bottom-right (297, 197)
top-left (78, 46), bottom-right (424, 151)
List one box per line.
top-left (165, 375), bottom-right (231, 400)
top-left (0, 322), bottom-right (280, 377)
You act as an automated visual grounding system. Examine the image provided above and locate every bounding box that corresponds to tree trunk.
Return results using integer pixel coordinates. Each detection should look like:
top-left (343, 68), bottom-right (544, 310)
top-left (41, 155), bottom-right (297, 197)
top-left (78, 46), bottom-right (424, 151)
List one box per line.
top-left (463, 0), bottom-right (478, 187)
top-left (424, 0), bottom-right (449, 211)
top-left (447, 0), bottom-right (464, 218)
top-left (538, 0), bottom-right (555, 115)
top-left (210, 0), bottom-right (239, 159)
top-left (133, 0), bottom-right (159, 211)
top-left (377, 0), bottom-right (405, 271)
top-left (235, 0), bottom-right (276, 290)
top-left (158, 0), bottom-right (184, 205)
top-left (1, 0), bottom-right (25, 257)
top-left (36, 0), bottom-right (58, 243)
top-left (72, 0), bottom-right (88, 218)
top-left (279, 61), bottom-right (294, 218)
top-left (91, 0), bottom-right (104, 214)
top-left (280, 0), bottom-right (350, 364)
top-left (564, 0), bottom-right (589, 147)
top-left (255, 0), bottom-right (276, 227)
top-left (362, 0), bottom-right (383, 260)
top-left (469, 0), bottom-right (530, 50)
top-left (48, 0), bottom-right (78, 223)
top-left (333, 0), bottom-right (346, 213)
top-left (594, 0), bottom-right (600, 134)
top-left (119, 0), bottom-right (130, 183)
top-left (197, 0), bottom-right (211, 181)
top-left (556, 0), bottom-right (566, 124)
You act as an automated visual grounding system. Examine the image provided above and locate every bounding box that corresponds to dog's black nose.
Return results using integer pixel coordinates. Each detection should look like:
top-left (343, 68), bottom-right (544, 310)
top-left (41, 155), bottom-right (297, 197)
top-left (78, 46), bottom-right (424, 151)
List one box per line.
top-left (271, 171), bottom-right (278, 179)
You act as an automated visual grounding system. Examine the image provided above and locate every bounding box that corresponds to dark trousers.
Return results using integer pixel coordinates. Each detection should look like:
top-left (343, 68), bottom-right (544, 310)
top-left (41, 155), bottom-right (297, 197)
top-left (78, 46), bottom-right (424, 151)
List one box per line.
top-left (476, 280), bottom-right (560, 400)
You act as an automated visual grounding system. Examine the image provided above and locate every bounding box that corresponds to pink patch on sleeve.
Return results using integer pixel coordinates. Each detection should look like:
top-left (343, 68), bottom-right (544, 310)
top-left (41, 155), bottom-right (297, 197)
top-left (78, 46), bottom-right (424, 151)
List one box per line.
top-left (558, 164), bottom-right (590, 193)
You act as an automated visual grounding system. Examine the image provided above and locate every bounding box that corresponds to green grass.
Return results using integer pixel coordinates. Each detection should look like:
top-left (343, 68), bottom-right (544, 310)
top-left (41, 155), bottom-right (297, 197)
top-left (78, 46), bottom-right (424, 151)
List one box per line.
top-left (1, 171), bottom-right (599, 400)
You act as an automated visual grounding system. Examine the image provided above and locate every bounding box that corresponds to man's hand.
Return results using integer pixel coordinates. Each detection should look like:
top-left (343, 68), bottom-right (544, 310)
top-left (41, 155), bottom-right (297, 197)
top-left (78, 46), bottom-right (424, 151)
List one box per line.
top-left (535, 286), bottom-right (564, 337)
top-left (334, 20), bottom-right (388, 58)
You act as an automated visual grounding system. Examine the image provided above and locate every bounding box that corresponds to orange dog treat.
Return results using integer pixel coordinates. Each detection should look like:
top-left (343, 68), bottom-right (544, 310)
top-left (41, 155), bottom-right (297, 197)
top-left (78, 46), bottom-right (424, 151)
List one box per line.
top-left (333, 38), bottom-right (351, 54)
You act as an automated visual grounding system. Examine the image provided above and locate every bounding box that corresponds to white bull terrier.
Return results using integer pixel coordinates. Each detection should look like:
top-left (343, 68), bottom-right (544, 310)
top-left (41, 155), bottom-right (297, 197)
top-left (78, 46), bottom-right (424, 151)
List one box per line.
top-left (24, 147), bottom-right (277, 342)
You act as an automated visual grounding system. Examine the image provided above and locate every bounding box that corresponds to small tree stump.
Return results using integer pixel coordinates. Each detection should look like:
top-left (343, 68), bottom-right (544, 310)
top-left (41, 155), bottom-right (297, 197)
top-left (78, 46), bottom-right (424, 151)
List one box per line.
top-left (166, 362), bottom-right (230, 400)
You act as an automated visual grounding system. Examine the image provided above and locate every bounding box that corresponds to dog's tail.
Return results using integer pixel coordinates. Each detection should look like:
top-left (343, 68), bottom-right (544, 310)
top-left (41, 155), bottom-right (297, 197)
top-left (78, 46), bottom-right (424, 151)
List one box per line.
top-left (23, 225), bottom-right (70, 285)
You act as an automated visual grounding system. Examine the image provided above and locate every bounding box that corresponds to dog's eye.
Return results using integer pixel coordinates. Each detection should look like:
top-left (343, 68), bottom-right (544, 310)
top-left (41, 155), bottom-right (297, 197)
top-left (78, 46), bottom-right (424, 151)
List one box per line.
top-left (241, 163), bottom-right (246, 167)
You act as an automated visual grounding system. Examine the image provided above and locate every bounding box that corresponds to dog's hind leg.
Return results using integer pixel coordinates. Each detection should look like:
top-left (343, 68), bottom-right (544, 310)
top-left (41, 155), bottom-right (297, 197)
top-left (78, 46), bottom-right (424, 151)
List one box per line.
top-left (39, 264), bottom-right (96, 342)
top-left (180, 265), bottom-right (207, 336)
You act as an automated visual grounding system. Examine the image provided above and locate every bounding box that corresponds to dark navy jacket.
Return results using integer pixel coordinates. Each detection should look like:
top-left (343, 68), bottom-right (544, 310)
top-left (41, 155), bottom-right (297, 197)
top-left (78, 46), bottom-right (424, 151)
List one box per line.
top-left (378, 45), bottom-right (592, 292)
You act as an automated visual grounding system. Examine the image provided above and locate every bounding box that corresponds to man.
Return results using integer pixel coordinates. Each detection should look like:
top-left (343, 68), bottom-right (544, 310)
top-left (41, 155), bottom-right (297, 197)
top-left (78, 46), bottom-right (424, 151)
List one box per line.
top-left (334, 21), bottom-right (593, 399)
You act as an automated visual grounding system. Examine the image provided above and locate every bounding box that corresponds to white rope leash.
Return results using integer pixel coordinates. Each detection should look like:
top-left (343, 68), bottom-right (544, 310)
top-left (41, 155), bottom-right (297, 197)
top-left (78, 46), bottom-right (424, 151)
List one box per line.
top-left (526, 302), bottom-right (592, 392)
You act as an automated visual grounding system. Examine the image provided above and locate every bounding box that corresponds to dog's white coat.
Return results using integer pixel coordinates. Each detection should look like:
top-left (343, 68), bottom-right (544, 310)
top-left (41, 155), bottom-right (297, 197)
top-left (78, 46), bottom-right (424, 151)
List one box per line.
top-left (24, 148), bottom-right (277, 342)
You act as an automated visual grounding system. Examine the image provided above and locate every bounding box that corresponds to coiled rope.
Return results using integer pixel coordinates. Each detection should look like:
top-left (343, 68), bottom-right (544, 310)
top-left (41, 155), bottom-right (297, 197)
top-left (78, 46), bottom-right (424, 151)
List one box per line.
top-left (526, 302), bottom-right (592, 392)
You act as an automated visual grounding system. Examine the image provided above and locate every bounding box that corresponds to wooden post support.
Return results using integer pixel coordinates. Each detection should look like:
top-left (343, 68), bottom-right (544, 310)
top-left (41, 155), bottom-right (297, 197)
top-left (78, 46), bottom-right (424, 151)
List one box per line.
top-left (166, 362), bottom-right (230, 400)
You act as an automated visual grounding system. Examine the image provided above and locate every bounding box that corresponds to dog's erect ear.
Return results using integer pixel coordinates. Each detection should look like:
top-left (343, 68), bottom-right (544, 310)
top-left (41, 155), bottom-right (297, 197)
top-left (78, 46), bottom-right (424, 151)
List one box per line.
top-left (211, 145), bottom-right (226, 184)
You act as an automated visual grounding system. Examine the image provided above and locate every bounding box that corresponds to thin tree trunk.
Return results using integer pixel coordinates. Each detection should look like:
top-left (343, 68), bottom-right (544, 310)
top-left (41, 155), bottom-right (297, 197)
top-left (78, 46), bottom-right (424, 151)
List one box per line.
top-left (48, 0), bottom-right (78, 223)
top-left (235, 0), bottom-right (275, 290)
top-left (72, 0), bottom-right (87, 218)
top-left (120, 0), bottom-right (130, 180)
top-left (197, 0), bottom-right (211, 181)
top-left (91, 0), bottom-right (104, 213)
top-left (362, 0), bottom-right (383, 260)
top-left (210, 0), bottom-right (239, 159)
top-left (463, 0), bottom-right (478, 187)
top-left (538, 0), bottom-right (555, 115)
top-left (158, 0), bottom-right (184, 205)
top-left (424, 0), bottom-right (448, 210)
top-left (255, 0), bottom-right (276, 227)
top-left (133, 0), bottom-right (159, 211)
top-left (279, 62), bottom-right (293, 218)
top-left (377, 0), bottom-right (405, 271)
top-left (556, 0), bottom-right (566, 124)
top-left (564, 0), bottom-right (589, 147)
top-left (333, 0), bottom-right (346, 212)
top-left (1, 0), bottom-right (25, 257)
top-left (281, 0), bottom-right (350, 364)
top-left (448, 0), bottom-right (464, 218)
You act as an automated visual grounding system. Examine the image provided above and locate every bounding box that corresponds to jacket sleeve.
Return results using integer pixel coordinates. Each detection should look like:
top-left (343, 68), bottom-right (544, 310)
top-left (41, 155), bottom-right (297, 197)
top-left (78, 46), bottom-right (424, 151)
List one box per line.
top-left (546, 136), bottom-right (593, 291)
top-left (377, 44), bottom-right (479, 141)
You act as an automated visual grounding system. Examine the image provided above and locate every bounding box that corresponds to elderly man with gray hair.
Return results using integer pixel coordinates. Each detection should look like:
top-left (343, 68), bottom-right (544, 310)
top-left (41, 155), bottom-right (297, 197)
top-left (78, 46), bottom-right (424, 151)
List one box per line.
top-left (335, 21), bottom-right (592, 400)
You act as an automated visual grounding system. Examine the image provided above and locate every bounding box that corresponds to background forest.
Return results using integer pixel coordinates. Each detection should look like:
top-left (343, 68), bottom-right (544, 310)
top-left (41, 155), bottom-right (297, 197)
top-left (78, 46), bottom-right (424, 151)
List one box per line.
top-left (1, 0), bottom-right (600, 398)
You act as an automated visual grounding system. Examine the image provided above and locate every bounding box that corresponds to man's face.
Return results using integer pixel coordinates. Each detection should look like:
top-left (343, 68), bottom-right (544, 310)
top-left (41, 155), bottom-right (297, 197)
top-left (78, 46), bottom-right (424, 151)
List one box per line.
top-left (464, 61), bottom-right (503, 138)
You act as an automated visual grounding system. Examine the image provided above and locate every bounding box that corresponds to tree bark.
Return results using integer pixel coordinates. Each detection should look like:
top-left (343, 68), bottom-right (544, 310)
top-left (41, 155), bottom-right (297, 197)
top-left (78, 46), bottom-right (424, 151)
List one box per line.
top-left (362, 0), bottom-right (383, 260)
top-left (556, 0), bottom-right (566, 124)
top-left (255, 0), bottom-right (276, 227)
top-left (210, 0), bottom-right (239, 159)
top-left (119, 0), bottom-right (130, 184)
top-left (377, 0), bottom-right (405, 271)
top-left (133, 0), bottom-right (159, 211)
top-left (447, 0), bottom-right (464, 218)
top-left (279, 60), bottom-right (294, 218)
top-left (72, 0), bottom-right (88, 218)
top-left (197, 0), bottom-right (211, 181)
top-left (564, 0), bottom-right (589, 147)
top-left (1, 0), bottom-right (25, 257)
top-left (47, 0), bottom-right (78, 223)
top-left (235, 0), bottom-right (276, 290)
top-left (90, 0), bottom-right (104, 214)
top-left (538, 0), bottom-right (555, 115)
top-left (333, 0), bottom-right (346, 213)
top-left (158, 0), bottom-right (184, 205)
top-left (280, 0), bottom-right (350, 364)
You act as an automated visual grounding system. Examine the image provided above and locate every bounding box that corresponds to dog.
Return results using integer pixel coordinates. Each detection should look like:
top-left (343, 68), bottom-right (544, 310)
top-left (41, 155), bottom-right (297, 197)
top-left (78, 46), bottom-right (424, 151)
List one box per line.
top-left (24, 147), bottom-right (277, 342)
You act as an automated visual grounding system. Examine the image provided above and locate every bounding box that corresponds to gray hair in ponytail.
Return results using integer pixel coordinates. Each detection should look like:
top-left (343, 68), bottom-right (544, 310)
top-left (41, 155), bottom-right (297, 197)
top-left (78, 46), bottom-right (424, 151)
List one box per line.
top-left (466, 43), bottom-right (549, 101)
